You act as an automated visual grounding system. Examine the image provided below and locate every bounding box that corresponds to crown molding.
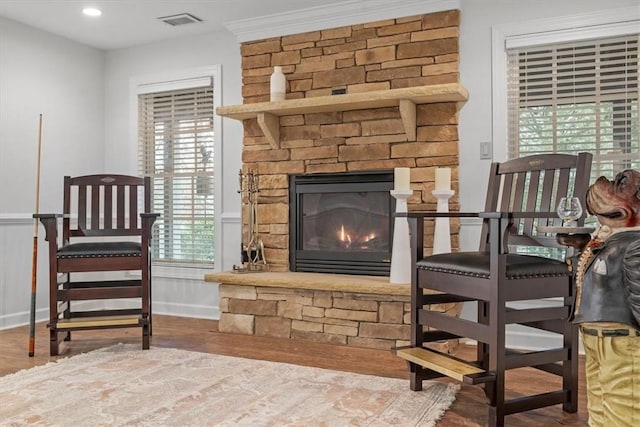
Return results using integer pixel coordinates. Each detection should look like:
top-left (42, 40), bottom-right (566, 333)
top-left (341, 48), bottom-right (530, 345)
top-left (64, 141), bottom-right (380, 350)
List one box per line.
top-left (224, 0), bottom-right (461, 43)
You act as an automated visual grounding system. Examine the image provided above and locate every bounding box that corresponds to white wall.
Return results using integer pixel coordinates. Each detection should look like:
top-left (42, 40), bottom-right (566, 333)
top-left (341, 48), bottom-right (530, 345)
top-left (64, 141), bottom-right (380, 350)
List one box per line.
top-left (103, 30), bottom-right (244, 320)
top-left (0, 17), bottom-right (104, 327)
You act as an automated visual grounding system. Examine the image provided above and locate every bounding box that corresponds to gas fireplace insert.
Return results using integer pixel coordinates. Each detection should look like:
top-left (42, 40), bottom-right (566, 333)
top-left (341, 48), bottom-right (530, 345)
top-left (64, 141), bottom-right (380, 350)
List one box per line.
top-left (289, 170), bottom-right (394, 276)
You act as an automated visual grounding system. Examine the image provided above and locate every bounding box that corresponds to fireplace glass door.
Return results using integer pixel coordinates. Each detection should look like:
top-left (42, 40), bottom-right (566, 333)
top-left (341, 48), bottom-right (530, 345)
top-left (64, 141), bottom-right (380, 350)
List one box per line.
top-left (289, 171), bottom-right (394, 275)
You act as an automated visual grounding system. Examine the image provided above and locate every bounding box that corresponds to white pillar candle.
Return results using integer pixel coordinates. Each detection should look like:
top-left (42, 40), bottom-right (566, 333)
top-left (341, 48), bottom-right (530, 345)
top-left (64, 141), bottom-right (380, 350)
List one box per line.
top-left (394, 167), bottom-right (410, 191)
top-left (435, 167), bottom-right (451, 191)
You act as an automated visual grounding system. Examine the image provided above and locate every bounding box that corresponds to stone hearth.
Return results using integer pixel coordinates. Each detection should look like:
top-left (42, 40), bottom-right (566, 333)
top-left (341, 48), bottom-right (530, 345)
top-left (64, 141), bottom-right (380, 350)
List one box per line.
top-left (205, 271), bottom-right (461, 351)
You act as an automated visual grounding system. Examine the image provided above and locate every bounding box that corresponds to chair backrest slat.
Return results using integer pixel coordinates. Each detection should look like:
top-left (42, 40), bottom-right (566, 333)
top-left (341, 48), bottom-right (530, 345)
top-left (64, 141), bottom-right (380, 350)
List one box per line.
top-left (77, 184), bottom-right (87, 233)
top-left (500, 174), bottom-right (514, 212)
top-left (511, 171), bottom-right (526, 213)
top-left (91, 185), bottom-right (100, 230)
top-left (116, 184), bottom-right (126, 229)
top-left (538, 169), bottom-right (556, 228)
top-left (522, 170), bottom-right (540, 235)
top-left (63, 176), bottom-right (71, 243)
top-left (556, 168), bottom-right (571, 205)
top-left (479, 153), bottom-right (593, 254)
top-left (144, 177), bottom-right (151, 213)
top-left (63, 174), bottom-right (149, 238)
top-left (104, 185), bottom-right (113, 230)
top-left (129, 184), bottom-right (138, 229)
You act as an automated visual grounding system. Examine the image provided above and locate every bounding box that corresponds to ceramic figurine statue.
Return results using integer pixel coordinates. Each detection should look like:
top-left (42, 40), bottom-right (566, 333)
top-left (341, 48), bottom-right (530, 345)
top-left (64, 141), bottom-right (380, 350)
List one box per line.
top-left (573, 168), bottom-right (640, 427)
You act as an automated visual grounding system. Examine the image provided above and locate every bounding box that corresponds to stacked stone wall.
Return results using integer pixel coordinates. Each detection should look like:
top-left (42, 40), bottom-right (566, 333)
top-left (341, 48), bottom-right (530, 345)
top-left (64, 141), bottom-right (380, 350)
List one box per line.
top-left (239, 10), bottom-right (463, 271)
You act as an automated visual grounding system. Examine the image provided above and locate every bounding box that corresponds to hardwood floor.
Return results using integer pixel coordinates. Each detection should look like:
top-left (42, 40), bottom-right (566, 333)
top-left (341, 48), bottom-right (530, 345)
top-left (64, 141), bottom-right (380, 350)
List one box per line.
top-left (1, 315), bottom-right (588, 426)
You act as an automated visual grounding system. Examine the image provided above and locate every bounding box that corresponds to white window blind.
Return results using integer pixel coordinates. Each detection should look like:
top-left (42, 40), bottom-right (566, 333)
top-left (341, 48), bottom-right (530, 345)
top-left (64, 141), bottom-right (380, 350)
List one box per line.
top-left (138, 86), bottom-right (215, 266)
top-left (507, 34), bottom-right (639, 178)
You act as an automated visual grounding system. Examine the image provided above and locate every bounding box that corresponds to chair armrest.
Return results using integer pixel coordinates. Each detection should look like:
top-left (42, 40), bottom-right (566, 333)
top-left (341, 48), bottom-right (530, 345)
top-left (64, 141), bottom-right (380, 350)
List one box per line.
top-left (33, 214), bottom-right (64, 243)
top-left (33, 213), bottom-right (65, 219)
top-left (402, 211), bottom-right (481, 219)
top-left (480, 211), bottom-right (564, 255)
top-left (140, 213), bottom-right (160, 242)
top-left (478, 211), bottom-right (504, 219)
top-left (479, 211), bottom-right (558, 219)
top-left (404, 210), bottom-right (557, 220)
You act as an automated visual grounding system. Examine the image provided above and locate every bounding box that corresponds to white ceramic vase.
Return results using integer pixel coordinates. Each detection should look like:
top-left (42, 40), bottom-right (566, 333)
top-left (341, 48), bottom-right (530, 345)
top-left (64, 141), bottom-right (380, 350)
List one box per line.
top-left (270, 66), bottom-right (286, 101)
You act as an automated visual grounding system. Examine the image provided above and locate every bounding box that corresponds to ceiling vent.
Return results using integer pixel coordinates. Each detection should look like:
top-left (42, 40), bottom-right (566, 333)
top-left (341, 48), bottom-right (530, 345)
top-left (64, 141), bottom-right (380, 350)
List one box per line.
top-left (158, 13), bottom-right (202, 26)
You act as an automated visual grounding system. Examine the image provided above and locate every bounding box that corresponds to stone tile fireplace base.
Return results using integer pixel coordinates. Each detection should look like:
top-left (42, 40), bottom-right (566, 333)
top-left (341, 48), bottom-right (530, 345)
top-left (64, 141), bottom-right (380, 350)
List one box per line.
top-left (205, 271), bottom-right (461, 352)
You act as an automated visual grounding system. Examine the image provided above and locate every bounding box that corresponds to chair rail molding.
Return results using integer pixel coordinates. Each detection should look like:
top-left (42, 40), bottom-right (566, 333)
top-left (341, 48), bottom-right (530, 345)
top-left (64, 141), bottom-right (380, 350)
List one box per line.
top-left (0, 213), bottom-right (33, 226)
top-left (224, 0), bottom-right (461, 42)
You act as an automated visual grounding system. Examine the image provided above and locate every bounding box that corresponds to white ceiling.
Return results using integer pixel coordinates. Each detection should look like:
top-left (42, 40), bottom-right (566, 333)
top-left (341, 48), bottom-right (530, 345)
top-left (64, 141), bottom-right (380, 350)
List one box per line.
top-left (0, 0), bottom-right (347, 50)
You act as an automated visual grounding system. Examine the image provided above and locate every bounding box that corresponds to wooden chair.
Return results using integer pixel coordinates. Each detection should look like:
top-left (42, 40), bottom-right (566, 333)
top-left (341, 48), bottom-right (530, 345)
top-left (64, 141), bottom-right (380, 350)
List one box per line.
top-left (395, 153), bottom-right (592, 426)
top-left (35, 174), bottom-right (158, 356)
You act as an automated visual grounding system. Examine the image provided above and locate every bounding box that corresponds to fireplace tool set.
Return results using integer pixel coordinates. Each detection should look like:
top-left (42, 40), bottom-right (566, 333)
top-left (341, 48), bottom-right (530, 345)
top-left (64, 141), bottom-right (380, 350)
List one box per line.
top-left (233, 169), bottom-right (268, 273)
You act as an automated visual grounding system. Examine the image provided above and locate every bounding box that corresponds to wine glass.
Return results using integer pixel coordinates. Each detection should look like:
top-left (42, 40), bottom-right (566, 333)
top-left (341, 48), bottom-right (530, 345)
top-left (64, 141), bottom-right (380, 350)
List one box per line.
top-left (556, 197), bottom-right (583, 227)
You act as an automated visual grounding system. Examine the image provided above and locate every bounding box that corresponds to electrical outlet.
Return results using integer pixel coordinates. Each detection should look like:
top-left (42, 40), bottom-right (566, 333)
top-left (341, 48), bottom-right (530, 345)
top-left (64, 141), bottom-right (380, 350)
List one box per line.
top-left (480, 141), bottom-right (492, 160)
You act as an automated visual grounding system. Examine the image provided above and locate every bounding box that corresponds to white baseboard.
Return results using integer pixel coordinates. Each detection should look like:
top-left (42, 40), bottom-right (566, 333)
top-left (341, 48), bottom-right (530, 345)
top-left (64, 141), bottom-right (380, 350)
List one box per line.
top-left (0, 308), bottom-right (48, 330)
top-left (0, 302), bottom-right (219, 331)
top-left (152, 301), bottom-right (219, 320)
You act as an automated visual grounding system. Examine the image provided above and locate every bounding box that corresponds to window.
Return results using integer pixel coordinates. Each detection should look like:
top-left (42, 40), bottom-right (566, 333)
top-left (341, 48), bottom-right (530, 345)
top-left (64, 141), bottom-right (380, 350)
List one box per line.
top-left (138, 84), bottom-right (215, 266)
top-left (507, 34), bottom-right (639, 179)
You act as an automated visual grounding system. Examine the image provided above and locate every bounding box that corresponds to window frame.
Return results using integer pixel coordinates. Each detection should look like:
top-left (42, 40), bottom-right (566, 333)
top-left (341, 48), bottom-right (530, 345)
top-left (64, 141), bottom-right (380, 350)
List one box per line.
top-left (491, 6), bottom-right (640, 162)
top-left (130, 66), bottom-right (222, 279)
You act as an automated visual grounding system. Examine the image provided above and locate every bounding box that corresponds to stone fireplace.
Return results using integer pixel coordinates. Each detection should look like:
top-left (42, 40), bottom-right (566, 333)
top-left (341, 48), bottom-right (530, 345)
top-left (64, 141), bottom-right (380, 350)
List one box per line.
top-left (206, 9), bottom-right (465, 351)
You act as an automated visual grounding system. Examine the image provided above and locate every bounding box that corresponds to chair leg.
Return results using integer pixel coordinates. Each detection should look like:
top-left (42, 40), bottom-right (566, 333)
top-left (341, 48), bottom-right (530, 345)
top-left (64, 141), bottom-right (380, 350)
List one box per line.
top-left (486, 295), bottom-right (507, 427)
top-left (49, 264), bottom-right (60, 356)
top-left (485, 369), bottom-right (506, 426)
top-left (563, 320), bottom-right (579, 413)
top-left (142, 264), bottom-right (151, 350)
top-left (62, 274), bottom-right (71, 342)
top-left (149, 271), bottom-right (153, 336)
top-left (142, 322), bottom-right (150, 350)
top-left (488, 403), bottom-right (506, 427)
top-left (477, 301), bottom-right (489, 365)
top-left (49, 328), bottom-right (59, 356)
top-left (409, 364), bottom-right (423, 391)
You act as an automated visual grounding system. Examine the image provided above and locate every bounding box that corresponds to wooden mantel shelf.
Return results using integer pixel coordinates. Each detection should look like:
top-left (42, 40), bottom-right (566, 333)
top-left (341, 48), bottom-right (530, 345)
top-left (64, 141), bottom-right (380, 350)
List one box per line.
top-left (216, 83), bottom-right (468, 148)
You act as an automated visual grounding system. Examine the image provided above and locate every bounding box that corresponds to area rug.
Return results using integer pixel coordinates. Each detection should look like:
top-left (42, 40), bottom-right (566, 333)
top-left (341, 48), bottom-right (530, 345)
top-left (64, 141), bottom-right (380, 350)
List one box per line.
top-left (0, 344), bottom-right (459, 426)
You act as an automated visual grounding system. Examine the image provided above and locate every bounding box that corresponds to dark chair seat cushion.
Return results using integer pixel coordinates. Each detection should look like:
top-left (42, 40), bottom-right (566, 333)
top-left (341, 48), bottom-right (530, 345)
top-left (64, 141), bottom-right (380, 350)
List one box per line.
top-left (57, 242), bottom-right (141, 259)
top-left (417, 252), bottom-right (570, 279)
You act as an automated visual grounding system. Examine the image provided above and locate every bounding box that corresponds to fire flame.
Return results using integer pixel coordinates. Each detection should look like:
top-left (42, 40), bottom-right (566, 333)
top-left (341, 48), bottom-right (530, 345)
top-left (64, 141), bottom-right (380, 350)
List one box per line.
top-left (338, 225), bottom-right (377, 249)
top-left (339, 224), bottom-right (352, 246)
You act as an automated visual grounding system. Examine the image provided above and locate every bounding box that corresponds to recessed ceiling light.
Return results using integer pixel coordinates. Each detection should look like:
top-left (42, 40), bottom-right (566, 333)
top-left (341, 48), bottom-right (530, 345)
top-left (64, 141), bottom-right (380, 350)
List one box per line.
top-left (82, 7), bottom-right (102, 17)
